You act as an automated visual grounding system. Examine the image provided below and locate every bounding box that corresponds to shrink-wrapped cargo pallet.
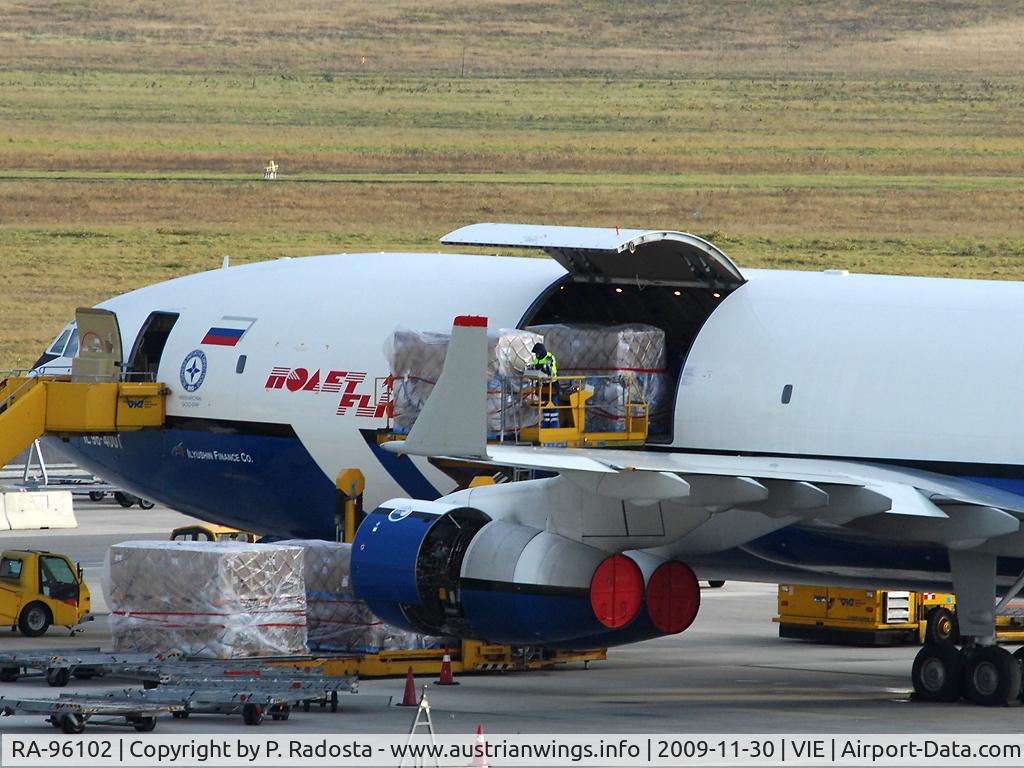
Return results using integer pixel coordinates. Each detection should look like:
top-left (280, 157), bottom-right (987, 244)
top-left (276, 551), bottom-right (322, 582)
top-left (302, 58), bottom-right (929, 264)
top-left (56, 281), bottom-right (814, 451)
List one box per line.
top-left (105, 541), bottom-right (307, 659)
top-left (386, 327), bottom-right (543, 435)
top-left (280, 539), bottom-right (444, 653)
top-left (526, 323), bottom-right (673, 435)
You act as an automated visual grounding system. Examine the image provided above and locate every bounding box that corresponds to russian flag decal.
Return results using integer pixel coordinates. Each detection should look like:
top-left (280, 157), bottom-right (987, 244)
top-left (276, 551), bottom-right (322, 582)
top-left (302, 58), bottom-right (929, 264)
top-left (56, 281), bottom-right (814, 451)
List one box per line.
top-left (202, 317), bottom-right (255, 346)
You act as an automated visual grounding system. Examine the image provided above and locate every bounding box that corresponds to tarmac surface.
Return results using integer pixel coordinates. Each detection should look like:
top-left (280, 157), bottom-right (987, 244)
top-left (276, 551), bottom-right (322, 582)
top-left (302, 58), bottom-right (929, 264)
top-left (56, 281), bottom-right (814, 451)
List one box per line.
top-left (0, 498), bottom-right (1023, 736)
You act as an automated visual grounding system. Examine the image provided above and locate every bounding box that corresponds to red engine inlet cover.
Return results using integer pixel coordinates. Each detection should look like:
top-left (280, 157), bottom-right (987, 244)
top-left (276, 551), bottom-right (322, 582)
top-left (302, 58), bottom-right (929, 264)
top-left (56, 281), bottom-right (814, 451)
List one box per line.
top-left (590, 555), bottom-right (644, 629)
top-left (646, 561), bottom-right (700, 634)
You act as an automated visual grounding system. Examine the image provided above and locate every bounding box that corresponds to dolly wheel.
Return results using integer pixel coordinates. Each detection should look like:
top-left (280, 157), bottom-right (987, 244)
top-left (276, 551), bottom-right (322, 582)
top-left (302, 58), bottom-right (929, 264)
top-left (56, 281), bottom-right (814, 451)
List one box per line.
top-left (46, 667), bottom-right (71, 687)
top-left (242, 703), bottom-right (264, 726)
top-left (132, 716), bottom-right (157, 732)
top-left (59, 714), bottom-right (86, 734)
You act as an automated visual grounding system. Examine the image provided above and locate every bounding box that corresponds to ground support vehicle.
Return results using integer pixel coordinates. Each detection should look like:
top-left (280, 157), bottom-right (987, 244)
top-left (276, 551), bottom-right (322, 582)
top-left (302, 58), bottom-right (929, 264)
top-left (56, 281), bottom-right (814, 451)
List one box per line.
top-left (58, 674), bottom-right (352, 725)
top-left (0, 550), bottom-right (92, 637)
top-left (170, 524), bottom-right (258, 543)
top-left (775, 585), bottom-right (1024, 646)
top-left (0, 649), bottom-right (189, 686)
top-left (0, 695), bottom-right (172, 733)
top-left (275, 640), bottom-right (606, 678)
top-left (0, 656), bottom-right (358, 729)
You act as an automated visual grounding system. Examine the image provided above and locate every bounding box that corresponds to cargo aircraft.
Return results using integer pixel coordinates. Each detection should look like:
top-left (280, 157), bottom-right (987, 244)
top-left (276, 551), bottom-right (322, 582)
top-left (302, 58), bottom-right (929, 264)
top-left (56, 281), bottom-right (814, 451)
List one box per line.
top-left (32, 223), bottom-right (1024, 707)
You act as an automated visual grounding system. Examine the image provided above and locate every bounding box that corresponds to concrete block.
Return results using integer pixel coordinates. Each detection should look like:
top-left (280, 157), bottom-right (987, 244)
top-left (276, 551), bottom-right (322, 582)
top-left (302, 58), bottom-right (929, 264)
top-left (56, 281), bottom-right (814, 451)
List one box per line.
top-left (1, 490), bottom-right (77, 530)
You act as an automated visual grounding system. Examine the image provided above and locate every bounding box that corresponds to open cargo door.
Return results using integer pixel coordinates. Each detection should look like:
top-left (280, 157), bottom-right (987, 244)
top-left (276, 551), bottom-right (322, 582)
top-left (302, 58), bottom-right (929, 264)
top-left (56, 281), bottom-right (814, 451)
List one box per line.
top-left (71, 308), bottom-right (123, 381)
top-left (441, 223), bottom-right (745, 288)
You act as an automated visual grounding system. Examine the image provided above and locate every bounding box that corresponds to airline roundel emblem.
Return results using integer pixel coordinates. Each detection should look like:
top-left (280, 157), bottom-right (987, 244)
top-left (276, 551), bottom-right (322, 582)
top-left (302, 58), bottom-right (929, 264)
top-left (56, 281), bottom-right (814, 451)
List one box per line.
top-left (180, 349), bottom-right (208, 393)
top-left (388, 507), bottom-right (414, 522)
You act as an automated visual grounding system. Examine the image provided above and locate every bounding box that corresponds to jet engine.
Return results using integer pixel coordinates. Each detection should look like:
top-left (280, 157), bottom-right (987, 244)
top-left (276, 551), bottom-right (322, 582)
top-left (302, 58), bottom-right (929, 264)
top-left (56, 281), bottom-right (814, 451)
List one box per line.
top-left (351, 499), bottom-right (701, 646)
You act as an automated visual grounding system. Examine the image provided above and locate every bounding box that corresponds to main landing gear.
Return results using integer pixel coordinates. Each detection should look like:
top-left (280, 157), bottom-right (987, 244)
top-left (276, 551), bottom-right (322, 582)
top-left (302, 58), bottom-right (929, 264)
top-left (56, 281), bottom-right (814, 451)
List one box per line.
top-left (911, 550), bottom-right (1024, 707)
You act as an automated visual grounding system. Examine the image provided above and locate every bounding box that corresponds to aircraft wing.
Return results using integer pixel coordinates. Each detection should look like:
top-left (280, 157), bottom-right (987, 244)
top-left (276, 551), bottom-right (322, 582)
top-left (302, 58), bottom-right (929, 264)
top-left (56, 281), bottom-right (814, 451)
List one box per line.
top-left (491, 444), bottom-right (1024, 549)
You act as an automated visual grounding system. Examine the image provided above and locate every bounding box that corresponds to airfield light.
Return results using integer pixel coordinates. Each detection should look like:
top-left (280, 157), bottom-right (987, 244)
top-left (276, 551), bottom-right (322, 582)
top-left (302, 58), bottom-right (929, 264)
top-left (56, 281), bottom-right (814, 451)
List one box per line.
top-left (615, 287), bottom-right (623, 294)
top-left (673, 290), bottom-right (682, 297)
top-left (713, 292), bottom-right (721, 299)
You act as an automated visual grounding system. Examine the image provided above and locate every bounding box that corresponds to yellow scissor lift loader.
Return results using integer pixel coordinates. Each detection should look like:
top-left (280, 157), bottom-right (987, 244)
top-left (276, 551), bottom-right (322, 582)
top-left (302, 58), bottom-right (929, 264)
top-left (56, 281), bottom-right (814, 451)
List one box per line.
top-left (0, 308), bottom-right (166, 470)
top-left (512, 374), bottom-right (650, 448)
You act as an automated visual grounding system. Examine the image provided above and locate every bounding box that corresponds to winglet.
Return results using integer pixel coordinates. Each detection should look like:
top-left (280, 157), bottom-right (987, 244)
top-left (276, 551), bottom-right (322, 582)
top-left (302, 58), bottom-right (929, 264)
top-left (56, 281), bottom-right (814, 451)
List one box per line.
top-left (387, 315), bottom-right (490, 459)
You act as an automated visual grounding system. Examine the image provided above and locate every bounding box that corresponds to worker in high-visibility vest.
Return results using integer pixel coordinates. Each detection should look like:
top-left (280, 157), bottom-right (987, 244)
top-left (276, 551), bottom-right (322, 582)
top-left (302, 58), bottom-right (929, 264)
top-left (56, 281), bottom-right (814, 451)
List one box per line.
top-left (531, 343), bottom-right (559, 427)
top-left (531, 342), bottom-right (557, 377)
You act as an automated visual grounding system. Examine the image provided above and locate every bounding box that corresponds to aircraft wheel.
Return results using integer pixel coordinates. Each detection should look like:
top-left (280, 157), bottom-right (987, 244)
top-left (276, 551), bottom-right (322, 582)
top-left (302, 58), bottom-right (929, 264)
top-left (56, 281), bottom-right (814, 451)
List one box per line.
top-left (58, 713), bottom-right (86, 734)
top-left (925, 607), bottom-right (960, 646)
top-left (911, 643), bottom-right (964, 702)
top-left (19, 602), bottom-right (51, 637)
top-left (138, 498), bottom-right (155, 509)
top-left (46, 667), bottom-right (71, 687)
top-left (114, 492), bottom-right (135, 508)
top-left (965, 645), bottom-right (1021, 706)
top-left (242, 703), bottom-right (264, 726)
top-left (1013, 648), bottom-right (1024, 702)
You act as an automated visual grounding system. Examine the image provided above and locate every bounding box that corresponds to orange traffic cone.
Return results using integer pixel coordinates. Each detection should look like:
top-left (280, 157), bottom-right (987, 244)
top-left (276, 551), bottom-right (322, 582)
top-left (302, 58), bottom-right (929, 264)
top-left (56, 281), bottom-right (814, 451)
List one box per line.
top-left (397, 666), bottom-right (417, 706)
top-left (435, 646), bottom-right (460, 685)
top-left (471, 724), bottom-right (489, 767)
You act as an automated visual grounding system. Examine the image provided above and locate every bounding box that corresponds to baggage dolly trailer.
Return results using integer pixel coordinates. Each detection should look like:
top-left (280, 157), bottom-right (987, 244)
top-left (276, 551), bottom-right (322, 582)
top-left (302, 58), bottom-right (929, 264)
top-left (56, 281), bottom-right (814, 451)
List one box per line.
top-left (0, 695), bottom-right (175, 733)
top-left (59, 686), bottom-right (299, 726)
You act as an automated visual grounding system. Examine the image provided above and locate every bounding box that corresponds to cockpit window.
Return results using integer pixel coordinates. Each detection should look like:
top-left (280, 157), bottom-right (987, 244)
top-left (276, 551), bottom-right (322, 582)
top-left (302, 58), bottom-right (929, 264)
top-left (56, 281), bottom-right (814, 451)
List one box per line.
top-left (48, 326), bottom-right (73, 356)
top-left (64, 327), bottom-right (79, 358)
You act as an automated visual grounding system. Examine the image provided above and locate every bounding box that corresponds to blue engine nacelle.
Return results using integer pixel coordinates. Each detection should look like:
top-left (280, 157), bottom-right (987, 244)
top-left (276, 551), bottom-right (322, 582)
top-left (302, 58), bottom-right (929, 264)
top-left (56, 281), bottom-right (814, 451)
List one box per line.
top-left (350, 499), bottom-right (490, 636)
top-left (352, 499), bottom-right (698, 646)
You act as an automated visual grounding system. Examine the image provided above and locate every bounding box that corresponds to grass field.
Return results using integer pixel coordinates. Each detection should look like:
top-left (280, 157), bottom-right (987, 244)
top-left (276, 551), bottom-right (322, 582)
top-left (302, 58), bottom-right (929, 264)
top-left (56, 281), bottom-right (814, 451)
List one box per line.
top-left (1, 2), bottom-right (1024, 368)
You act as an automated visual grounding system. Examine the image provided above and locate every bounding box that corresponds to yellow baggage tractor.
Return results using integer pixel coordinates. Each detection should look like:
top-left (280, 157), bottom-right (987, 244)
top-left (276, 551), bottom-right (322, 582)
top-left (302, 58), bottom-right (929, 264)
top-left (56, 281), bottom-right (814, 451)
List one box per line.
top-left (0, 549), bottom-right (92, 638)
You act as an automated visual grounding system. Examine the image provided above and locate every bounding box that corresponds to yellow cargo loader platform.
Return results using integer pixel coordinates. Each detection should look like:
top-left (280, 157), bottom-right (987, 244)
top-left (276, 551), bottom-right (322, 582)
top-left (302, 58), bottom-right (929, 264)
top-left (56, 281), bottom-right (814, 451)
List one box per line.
top-left (0, 376), bottom-right (165, 468)
top-left (273, 640), bottom-right (606, 678)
